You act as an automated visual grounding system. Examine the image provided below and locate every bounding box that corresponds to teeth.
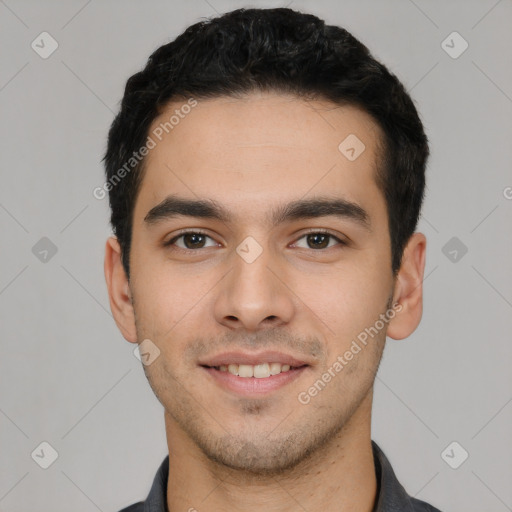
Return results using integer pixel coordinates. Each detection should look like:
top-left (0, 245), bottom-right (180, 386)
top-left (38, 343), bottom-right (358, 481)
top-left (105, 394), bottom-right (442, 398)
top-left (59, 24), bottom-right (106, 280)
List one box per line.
top-left (238, 364), bottom-right (254, 377)
top-left (216, 362), bottom-right (294, 378)
top-left (254, 363), bottom-right (270, 378)
top-left (269, 362), bottom-right (282, 375)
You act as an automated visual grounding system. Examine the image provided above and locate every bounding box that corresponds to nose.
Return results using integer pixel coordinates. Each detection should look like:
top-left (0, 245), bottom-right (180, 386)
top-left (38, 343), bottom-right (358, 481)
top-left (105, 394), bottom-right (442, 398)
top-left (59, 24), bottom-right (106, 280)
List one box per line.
top-left (213, 243), bottom-right (295, 332)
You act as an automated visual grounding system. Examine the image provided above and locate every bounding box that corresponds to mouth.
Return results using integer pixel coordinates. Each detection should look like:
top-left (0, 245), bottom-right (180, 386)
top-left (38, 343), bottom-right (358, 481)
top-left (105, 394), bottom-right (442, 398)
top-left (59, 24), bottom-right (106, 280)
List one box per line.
top-left (199, 362), bottom-right (310, 396)
top-left (200, 362), bottom-right (308, 378)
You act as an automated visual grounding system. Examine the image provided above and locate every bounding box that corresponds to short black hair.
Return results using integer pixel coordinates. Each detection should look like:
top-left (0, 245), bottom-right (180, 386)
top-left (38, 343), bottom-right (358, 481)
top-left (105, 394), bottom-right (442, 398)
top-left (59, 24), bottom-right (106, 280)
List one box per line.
top-left (103, 7), bottom-right (429, 279)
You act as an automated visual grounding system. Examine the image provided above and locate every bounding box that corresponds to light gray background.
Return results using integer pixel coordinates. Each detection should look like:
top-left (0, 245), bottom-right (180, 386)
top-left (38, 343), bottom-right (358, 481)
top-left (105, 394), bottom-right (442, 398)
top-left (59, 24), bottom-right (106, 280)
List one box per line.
top-left (1, 1), bottom-right (511, 511)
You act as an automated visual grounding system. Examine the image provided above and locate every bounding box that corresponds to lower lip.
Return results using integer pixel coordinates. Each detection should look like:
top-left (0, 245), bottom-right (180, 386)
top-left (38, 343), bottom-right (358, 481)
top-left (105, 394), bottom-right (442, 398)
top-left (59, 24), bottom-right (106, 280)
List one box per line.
top-left (201, 366), bottom-right (309, 396)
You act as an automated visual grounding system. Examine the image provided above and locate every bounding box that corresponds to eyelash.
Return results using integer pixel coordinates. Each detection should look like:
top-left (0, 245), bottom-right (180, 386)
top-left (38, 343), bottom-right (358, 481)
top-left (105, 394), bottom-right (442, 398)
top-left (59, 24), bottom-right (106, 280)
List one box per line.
top-left (163, 228), bottom-right (347, 252)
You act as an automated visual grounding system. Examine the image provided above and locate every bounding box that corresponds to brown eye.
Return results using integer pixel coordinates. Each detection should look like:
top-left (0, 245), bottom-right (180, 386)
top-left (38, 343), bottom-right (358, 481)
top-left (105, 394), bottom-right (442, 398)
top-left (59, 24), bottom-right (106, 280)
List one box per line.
top-left (294, 231), bottom-right (345, 250)
top-left (182, 233), bottom-right (207, 249)
top-left (165, 231), bottom-right (217, 250)
top-left (306, 233), bottom-right (330, 249)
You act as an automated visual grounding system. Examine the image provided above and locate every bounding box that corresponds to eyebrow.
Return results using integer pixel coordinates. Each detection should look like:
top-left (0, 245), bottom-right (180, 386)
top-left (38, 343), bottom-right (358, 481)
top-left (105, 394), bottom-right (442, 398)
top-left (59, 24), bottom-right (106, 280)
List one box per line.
top-left (144, 194), bottom-right (371, 230)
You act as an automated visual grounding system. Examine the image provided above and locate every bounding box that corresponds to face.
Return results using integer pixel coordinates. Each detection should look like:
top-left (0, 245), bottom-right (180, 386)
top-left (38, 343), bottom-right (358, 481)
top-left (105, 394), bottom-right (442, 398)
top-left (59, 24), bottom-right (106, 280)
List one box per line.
top-left (111, 92), bottom-right (406, 475)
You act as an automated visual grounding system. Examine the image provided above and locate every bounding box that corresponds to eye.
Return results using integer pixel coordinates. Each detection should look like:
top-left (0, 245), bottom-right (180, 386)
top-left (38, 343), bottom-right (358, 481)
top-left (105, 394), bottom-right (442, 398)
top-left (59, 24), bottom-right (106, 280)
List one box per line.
top-left (164, 230), bottom-right (218, 250)
top-left (293, 230), bottom-right (346, 250)
top-left (163, 229), bottom-right (346, 252)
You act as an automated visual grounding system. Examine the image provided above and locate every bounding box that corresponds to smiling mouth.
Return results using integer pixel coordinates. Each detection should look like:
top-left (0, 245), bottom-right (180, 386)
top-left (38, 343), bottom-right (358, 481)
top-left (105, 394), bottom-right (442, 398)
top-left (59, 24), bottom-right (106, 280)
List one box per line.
top-left (201, 362), bottom-right (308, 378)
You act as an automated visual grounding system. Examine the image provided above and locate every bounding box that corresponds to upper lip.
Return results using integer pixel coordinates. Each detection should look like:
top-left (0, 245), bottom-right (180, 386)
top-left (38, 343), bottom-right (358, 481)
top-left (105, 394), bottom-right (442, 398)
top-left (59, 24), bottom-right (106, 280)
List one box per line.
top-left (199, 350), bottom-right (311, 368)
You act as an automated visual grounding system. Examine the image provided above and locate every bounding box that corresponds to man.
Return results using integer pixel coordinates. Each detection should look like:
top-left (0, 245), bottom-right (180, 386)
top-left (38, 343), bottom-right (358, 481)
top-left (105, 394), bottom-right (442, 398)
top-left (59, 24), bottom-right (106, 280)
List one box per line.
top-left (103, 7), bottom-right (442, 512)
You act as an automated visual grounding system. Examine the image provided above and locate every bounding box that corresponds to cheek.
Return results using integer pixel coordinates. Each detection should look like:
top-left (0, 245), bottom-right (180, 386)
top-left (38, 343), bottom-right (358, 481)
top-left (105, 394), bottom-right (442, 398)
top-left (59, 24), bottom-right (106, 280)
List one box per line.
top-left (130, 261), bottom-right (193, 336)
top-left (299, 260), bottom-right (391, 349)
top-left (130, 254), bottom-right (225, 354)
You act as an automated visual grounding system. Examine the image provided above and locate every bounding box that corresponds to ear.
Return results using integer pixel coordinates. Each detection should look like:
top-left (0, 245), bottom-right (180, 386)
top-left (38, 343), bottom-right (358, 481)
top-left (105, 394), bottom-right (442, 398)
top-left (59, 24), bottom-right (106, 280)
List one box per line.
top-left (386, 232), bottom-right (427, 340)
top-left (104, 236), bottom-right (138, 343)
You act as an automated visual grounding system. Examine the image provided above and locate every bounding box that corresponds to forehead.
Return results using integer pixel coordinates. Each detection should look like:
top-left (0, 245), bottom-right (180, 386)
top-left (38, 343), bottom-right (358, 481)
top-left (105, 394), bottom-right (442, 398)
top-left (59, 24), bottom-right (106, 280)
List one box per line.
top-left (134, 92), bottom-right (385, 224)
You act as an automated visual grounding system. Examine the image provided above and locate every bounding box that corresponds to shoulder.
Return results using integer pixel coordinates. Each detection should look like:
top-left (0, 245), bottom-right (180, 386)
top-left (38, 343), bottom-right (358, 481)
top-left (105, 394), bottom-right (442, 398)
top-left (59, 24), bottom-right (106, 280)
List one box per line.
top-left (116, 502), bottom-right (144, 512)
top-left (409, 495), bottom-right (444, 511)
top-left (371, 440), bottom-right (445, 512)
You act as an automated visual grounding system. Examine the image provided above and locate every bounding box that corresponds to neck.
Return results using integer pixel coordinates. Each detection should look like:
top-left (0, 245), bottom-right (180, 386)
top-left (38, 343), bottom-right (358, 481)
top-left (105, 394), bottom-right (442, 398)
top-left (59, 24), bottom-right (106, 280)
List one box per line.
top-left (165, 389), bottom-right (377, 512)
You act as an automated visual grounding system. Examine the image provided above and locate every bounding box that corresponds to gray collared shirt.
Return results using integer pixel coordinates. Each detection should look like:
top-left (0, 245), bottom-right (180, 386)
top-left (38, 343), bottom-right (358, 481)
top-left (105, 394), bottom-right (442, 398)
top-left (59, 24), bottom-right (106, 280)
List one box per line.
top-left (118, 440), bottom-right (443, 511)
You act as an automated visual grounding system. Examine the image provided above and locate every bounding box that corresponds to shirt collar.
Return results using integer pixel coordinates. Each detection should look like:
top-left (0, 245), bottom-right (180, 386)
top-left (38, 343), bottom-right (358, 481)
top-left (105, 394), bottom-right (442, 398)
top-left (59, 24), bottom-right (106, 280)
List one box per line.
top-left (141, 440), bottom-right (432, 512)
top-left (371, 440), bottom-right (422, 511)
top-left (143, 455), bottom-right (169, 512)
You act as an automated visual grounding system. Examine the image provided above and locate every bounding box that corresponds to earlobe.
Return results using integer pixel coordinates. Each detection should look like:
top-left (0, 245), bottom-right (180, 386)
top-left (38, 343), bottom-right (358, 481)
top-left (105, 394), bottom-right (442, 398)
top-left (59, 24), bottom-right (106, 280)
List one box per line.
top-left (104, 236), bottom-right (138, 343)
top-left (386, 232), bottom-right (427, 340)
